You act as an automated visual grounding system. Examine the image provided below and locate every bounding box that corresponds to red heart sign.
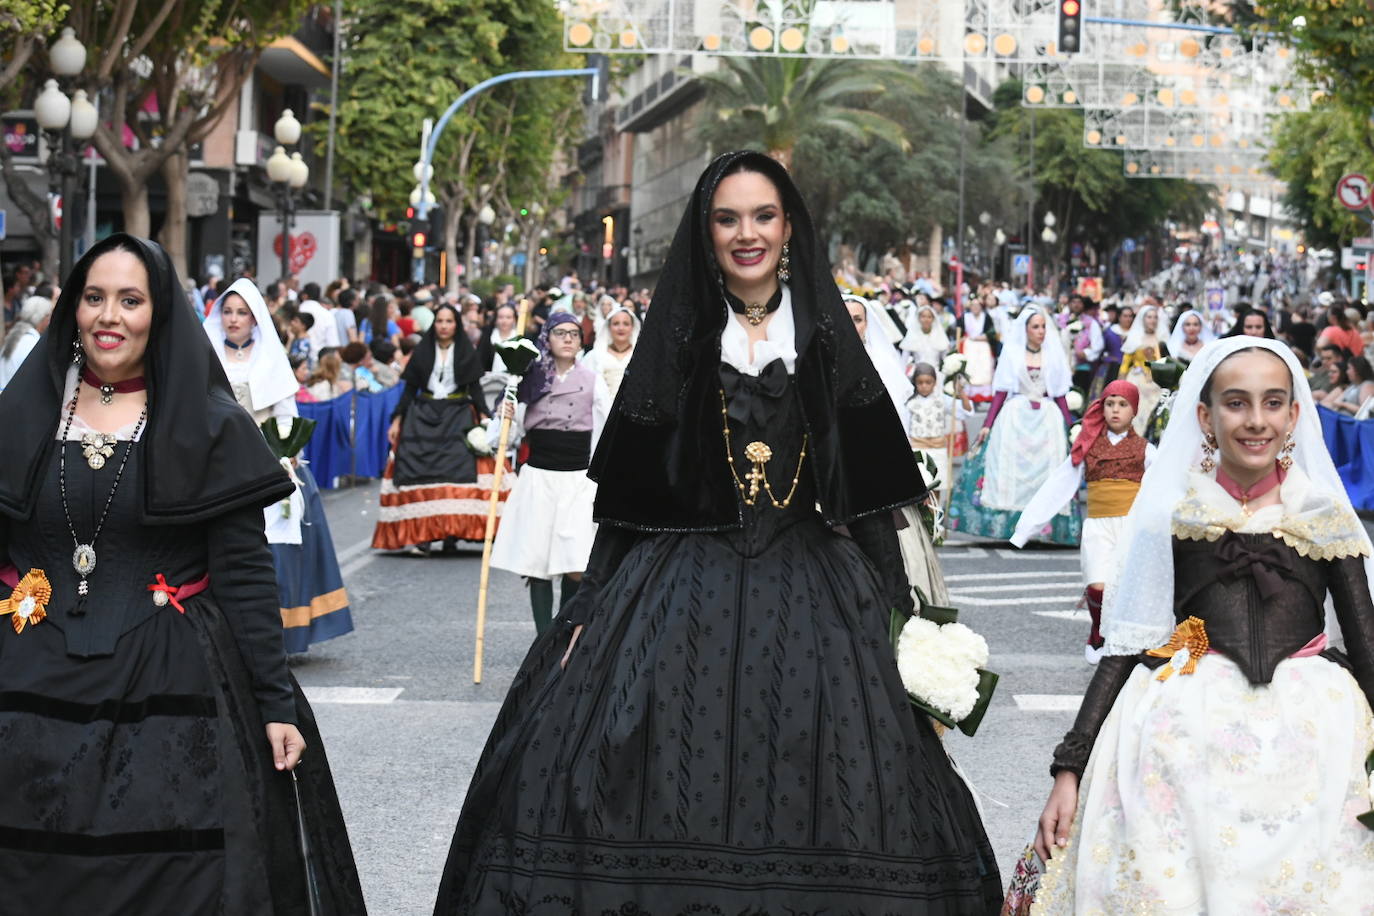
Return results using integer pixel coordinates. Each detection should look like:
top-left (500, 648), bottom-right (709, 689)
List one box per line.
top-left (273, 231), bottom-right (318, 274)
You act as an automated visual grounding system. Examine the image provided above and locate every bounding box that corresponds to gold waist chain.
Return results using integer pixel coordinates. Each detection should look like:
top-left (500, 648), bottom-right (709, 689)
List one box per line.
top-left (719, 389), bottom-right (808, 508)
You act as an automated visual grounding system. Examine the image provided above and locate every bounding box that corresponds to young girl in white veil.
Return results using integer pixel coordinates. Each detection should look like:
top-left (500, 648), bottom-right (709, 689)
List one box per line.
top-left (1118, 303), bottom-right (1170, 436)
top-left (1032, 336), bottom-right (1374, 913)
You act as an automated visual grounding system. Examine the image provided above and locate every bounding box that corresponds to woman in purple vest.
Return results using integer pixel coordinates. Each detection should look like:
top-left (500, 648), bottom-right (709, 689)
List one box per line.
top-left (489, 312), bottom-right (610, 633)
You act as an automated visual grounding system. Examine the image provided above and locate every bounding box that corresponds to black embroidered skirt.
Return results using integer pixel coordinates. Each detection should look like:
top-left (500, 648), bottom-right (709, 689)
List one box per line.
top-left (435, 519), bottom-right (1002, 915)
top-left (0, 595), bottom-right (366, 915)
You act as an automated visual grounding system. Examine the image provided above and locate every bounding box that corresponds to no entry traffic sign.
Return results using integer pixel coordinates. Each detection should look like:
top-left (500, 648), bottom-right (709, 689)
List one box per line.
top-left (1336, 172), bottom-right (1372, 211)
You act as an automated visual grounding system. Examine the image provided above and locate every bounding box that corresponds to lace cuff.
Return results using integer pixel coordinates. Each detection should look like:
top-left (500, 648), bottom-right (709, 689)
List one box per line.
top-left (1050, 730), bottom-right (1093, 778)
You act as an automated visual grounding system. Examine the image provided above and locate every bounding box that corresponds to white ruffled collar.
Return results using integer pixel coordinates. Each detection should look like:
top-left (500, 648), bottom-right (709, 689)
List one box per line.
top-left (720, 285), bottom-right (796, 376)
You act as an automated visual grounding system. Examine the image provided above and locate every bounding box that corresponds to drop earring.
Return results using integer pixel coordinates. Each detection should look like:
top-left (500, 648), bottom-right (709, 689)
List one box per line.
top-left (1200, 431), bottom-right (1218, 473)
top-left (776, 243), bottom-right (791, 283)
top-left (71, 332), bottom-right (84, 365)
top-left (1279, 431), bottom-right (1295, 470)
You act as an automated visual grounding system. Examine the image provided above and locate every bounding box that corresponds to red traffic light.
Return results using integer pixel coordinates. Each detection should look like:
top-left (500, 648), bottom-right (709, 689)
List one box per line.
top-left (411, 231), bottom-right (427, 248)
top-left (406, 206), bottom-right (416, 219)
top-left (1062, 0), bottom-right (1079, 14)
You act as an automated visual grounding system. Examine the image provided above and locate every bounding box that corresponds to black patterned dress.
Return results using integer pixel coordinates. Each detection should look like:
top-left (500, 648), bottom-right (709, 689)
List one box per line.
top-left (435, 360), bottom-right (1002, 915)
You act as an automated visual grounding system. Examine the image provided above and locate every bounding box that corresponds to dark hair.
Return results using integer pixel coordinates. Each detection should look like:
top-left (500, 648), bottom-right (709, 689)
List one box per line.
top-left (302, 282), bottom-right (321, 301)
top-left (295, 310), bottom-right (315, 330)
top-left (912, 362), bottom-right (938, 381)
top-left (399, 335), bottom-right (419, 356)
top-left (289, 353), bottom-right (308, 371)
top-left (338, 288), bottom-right (358, 310)
top-left (265, 282), bottom-right (281, 301)
top-left (370, 338), bottom-right (396, 364)
top-left (1199, 346), bottom-right (1292, 405)
top-left (1328, 305), bottom-right (1353, 332)
top-left (366, 295), bottom-right (391, 342)
top-left (340, 341), bottom-right (368, 365)
top-left (1350, 356), bottom-right (1374, 383)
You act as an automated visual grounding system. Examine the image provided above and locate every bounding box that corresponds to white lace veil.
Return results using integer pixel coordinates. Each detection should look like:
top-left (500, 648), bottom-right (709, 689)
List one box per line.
top-left (1167, 308), bottom-right (1216, 356)
top-left (592, 304), bottom-right (641, 355)
top-left (899, 303), bottom-right (949, 357)
top-left (1102, 336), bottom-right (1373, 654)
top-left (846, 297), bottom-right (913, 430)
top-left (992, 306), bottom-right (1071, 397)
top-left (1121, 304), bottom-right (1171, 355)
top-left (202, 278), bottom-right (298, 412)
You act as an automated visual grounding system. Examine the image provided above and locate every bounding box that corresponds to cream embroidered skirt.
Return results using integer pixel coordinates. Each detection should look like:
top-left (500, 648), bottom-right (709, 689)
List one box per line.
top-left (1033, 653), bottom-right (1374, 915)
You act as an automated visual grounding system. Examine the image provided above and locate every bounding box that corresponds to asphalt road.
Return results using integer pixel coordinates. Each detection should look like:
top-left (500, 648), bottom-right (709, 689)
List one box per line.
top-left (296, 476), bottom-right (1097, 914)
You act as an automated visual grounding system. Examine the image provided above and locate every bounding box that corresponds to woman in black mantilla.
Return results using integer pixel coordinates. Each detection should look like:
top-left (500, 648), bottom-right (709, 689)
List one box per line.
top-left (372, 303), bottom-right (505, 553)
top-left (0, 235), bottom-right (365, 914)
top-left (434, 151), bottom-right (1002, 914)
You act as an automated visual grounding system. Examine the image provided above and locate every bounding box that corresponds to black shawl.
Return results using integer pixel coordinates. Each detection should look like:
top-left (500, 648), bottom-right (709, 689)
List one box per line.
top-left (0, 234), bottom-right (294, 525)
top-left (590, 150), bottom-right (923, 531)
top-left (394, 303), bottom-right (487, 418)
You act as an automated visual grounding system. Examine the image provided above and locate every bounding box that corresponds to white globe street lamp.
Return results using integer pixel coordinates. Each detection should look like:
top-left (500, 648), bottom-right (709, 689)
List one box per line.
top-left (49, 27), bottom-right (87, 77)
top-left (266, 145), bottom-right (293, 183)
top-left (478, 205), bottom-right (496, 226)
top-left (34, 79), bottom-right (72, 131)
top-left (274, 108), bottom-right (302, 146)
top-left (288, 152), bottom-right (310, 190)
top-left (68, 89), bottom-right (97, 140)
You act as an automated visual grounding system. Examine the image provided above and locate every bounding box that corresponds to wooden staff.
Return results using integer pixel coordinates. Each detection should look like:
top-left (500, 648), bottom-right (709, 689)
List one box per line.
top-left (943, 323), bottom-right (964, 516)
top-left (474, 297), bottom-right (531, 684)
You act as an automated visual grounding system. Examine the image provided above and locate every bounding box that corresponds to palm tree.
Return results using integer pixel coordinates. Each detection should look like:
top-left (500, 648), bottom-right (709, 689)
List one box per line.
top-left (695, 55), bottom-right (916, 171)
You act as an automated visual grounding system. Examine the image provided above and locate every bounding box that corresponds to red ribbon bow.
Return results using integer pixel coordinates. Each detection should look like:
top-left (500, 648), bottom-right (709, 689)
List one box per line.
top-left (148, 574), bottom-right (185, 613)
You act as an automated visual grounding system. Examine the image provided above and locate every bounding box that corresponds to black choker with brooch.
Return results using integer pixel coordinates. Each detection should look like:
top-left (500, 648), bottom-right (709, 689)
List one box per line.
top-left (725, 287), bottom-right (783, 327)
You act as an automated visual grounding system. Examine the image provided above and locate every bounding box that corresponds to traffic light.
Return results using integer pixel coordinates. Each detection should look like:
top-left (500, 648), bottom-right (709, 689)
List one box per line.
top-left (406, 205), bottom-right (416, 220)
top-left (1058, 0), bottom-right (1082, 53)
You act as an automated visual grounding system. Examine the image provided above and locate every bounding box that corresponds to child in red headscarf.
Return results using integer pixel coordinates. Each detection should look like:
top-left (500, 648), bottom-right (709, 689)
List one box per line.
top-left (1012, 379), bottom-right (1154, 662)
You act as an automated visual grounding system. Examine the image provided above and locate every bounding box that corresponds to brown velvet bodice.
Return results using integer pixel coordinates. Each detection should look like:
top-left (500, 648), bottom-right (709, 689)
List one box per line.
top-left (1084, 431), bottom-right (1147, 484)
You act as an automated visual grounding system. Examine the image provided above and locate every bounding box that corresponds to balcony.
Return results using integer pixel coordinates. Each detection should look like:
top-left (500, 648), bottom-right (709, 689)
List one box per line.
top-left (615, 55), bottom-right (712, 134)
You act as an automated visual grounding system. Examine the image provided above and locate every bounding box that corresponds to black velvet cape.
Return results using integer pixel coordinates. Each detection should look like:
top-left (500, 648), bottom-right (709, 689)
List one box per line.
top-left (590, 150), bottom-right (924, 531)
top-left (0, 234), bottom-right (293, 525)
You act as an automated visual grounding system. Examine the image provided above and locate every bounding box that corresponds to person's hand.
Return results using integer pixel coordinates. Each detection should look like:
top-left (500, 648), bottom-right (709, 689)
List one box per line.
top-left (266, 722), bottom-right (307, 771)
top-left (1035, 771), bottom-right (1079, 861)
top-left (388, 416), bottom-right (401, 449)
top-left (560, 625), bottom-right (584, 669)
top-left (500, 401), bottom-right (516, 421)
top-left (1143, 347), bottom-right (1158, 361)
top-left (975, 427), bottom-right (989, 447)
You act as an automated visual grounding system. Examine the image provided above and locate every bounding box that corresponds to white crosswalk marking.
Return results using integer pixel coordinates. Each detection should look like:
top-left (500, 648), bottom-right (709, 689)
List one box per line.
top-left (944, 571), bottom-right (1073, 583)
top-left (1033, 609), bottom-right (1092, 622)
top-left (303, 686), bottom-right (405, 704)
top-left (1014, 694), bottom-right (1084, 712)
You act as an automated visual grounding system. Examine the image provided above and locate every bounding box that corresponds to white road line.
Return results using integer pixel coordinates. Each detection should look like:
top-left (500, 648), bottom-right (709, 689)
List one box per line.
top-left (336, 536), bottom-right (373, 565)
top-left (994, 548), bottom-right (1080, 561)
top-left (945, 571), bottom-right (1077, 582)
top-left (952, 594), bottom-right (1080, 607)
top-left (1015, 694), bottom-right (1084, 712)
top-left (340, 551), bottom-right (378, 578)
top-left (302, 686), bottom-right (405, 704)
top-left (937, 546), bottom-right (990, 558)
top-left (953, 582), bottom-right (1080, 594)
top-left (1034, 610), bottom-right (1091, 622)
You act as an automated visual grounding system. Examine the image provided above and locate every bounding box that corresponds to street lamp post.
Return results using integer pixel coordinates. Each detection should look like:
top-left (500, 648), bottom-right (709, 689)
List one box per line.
top-left (267, 109), bottom-right (308, 284)
top-left (33, 27), bottom-right (94, 280)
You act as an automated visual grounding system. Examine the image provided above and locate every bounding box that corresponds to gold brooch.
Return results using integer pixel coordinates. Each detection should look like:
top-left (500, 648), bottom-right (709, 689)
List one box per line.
top-left (744, 302), bottom-right (767, 325)
top-left (0, 569), bottom-right (52, 634)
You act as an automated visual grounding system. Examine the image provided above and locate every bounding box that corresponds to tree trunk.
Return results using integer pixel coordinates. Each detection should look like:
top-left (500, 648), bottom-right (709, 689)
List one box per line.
top-left (119, 180), bottom-right (151, 238)
top-left (768, 145), bottom-right (793, 172)
top-left (465, 217), bottom-right (480, 283)
top-left (927, 222), bottom-right (942, 280)
top-left (0, 146), bottom-right (59, 279)
top-left (444, 201), bottom-right (463, 293)
top-left (157, 149), bottom-right (190, 279)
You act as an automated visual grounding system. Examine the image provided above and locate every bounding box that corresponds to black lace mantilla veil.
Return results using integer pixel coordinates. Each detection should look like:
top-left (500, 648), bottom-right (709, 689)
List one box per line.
top-left (590, 150), bottom-right (924, 530)
top-left (0, 233), bottom-right (293, 524)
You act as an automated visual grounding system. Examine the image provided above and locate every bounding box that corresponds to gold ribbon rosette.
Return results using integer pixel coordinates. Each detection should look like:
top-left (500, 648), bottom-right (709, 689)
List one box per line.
top-left (1145, 615), bottom-right (1209, 681)
top-left (0, 570), bottom-right (53, 634)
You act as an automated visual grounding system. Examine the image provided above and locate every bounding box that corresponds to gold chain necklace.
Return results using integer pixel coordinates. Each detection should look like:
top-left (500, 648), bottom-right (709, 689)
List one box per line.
top-left (719, 389), bottom-right (807, 508)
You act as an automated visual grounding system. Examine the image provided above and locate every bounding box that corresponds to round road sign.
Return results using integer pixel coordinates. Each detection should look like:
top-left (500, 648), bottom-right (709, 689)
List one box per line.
top-left (1336, 172), bottom-right (1372, 211)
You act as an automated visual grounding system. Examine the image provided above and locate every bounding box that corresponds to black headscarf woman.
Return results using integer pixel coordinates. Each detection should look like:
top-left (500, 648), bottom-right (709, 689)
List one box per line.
top-left (393, 301), bottom-right (487, 418)
top-left (0, 233), bottom-right (292, 523)
top-left (592, 150), bottom-right (923, 530)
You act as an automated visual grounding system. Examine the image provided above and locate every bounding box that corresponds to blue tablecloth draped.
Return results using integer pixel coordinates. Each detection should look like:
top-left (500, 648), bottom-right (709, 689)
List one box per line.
top-left (1317, 405), bottom-right (1374, 510)
top-left (298, 386), bottom-right (404, 488)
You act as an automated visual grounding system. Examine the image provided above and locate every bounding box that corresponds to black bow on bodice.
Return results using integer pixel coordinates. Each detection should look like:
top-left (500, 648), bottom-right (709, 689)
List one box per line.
top-left (1215, 531), bottom-right (1294, 600)
top-left (719, 359), bottom-right (790, 429)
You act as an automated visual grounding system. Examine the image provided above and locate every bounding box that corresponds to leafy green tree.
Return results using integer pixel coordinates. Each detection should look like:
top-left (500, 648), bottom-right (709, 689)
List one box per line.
top-left (1269, 105), bottom-right (1373, 248)
top-left (696, 54), bottom-right (916, 171)
top-left (0, 0), bottom-right (67, 276)
top-left (329, 0), bottom-right (578, 289)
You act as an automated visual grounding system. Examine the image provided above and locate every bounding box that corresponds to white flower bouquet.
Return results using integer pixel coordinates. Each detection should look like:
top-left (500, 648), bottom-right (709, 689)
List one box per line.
top-left (466, 419), bottom-right (494, 457)
top-left (1065, 318), bottom-right (1084, 335)
top-left (1065, 389), bottom-right (1085, 413)
top-left (890, 602), bottom-right (998, 736)
top-left (940, 353), bottom-right (968, 379)
top-left (1068, 422), bottom-right (1083, 445)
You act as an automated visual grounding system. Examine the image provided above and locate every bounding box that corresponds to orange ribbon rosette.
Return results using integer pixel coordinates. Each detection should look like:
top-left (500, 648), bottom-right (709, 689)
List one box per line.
top-left (1145, 615), bottom-right (1210, 681)
top-left (0, 570), bottom-right (53, 634)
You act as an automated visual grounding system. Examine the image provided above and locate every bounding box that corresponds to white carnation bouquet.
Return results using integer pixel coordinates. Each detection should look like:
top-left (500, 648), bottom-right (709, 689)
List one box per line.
top-left (890, 602), bottom-right (998, 736)
top-left (466, 418), bottom-right (494, 457)
top-left (940, 352), bottom-right (968, 379)
top-left (1064, 388), bottom-right (1085, 413)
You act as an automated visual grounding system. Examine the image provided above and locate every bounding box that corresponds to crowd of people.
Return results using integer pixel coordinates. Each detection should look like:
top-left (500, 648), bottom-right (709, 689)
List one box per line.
top-left (4, 153), bottom-right (1374, 913)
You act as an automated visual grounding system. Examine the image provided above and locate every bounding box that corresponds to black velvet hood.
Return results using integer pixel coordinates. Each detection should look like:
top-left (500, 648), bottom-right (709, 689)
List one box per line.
top-left (0, 234), bottom-right (294, 525)
top-left (590, 150), bottom-right (924, 531)
top-left (400, 303), bottom-right (484, 392)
